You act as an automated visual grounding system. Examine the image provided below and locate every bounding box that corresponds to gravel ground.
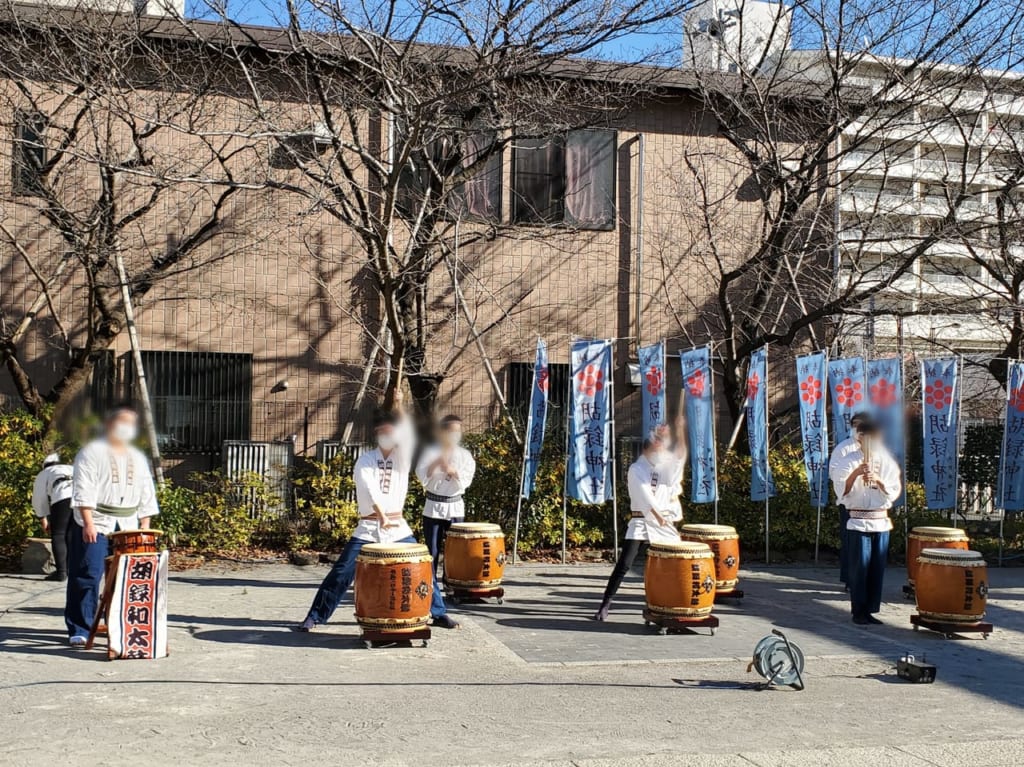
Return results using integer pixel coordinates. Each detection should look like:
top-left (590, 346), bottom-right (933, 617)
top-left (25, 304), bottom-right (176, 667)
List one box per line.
top-left (2, 562), bottom-right (1023, 766)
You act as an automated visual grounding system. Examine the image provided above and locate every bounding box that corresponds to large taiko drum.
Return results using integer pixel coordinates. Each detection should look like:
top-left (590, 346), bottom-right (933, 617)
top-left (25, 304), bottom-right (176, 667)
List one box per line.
top-left (915, 548), bottom-right (989, 624)
top-left (906, 527), bottom-right (969, 586)
top-left (354, 543), bottom-right (434, 633)
top-left (444, 522), bottom-right (506, 588)
top-left (108, 529), bottom-right (162, 557)
top-left (679, 524), bottom-right (740, 593)
top-left (644, 541), bottom-right (717, 619)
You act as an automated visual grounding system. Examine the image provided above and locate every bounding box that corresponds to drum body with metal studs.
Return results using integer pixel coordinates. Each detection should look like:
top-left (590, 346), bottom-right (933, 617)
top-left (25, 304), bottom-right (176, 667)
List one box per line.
top-left (108, 529), bottom-right (162, 557)
top-left (444, 522), bottom-right (506, 588)
top-left (915, 548), bottom-right (988, 623)
top-left (679, 523), bottom-right (740, 593)
top-left (354, 543), bottom-right (434, 632)
top-left (906, 527), bottom-right (969, 586)
top-left (644, 541), bottom-right (717, 619)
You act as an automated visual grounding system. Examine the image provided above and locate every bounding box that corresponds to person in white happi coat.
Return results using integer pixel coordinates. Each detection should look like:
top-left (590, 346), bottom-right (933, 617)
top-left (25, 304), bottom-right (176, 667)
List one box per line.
top-left (31, 453), bottom-right (75, 582)
top-left (66, 404), bottom-right (159, 647)
top-left (297, 392), bottom-right (458, 631)
top-left (653, 421), bottom-right (686, 526)
top-left (828, 411), bottom-right (902, 625)
top-left (416, 414), bottom-right (476, 578)
top-left (593, 419), bottom-right (686, 622)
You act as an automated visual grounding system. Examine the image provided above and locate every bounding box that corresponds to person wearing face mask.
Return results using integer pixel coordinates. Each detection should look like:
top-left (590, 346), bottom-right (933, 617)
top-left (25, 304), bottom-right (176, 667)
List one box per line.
top-left (31, 453), bottom-right (75, 582)
top-left (828, 411), bottom-right (902, 625)
top-left (653, 416), bottom-right (687, 527)
top-left (593, 426), bottom-right (684, 622)
top-left (296, 390), bottom-right (458, 631)
top-left (66, 403), bottom-right (159, 647)
top-left (416, 415), bottom-right (476, 579)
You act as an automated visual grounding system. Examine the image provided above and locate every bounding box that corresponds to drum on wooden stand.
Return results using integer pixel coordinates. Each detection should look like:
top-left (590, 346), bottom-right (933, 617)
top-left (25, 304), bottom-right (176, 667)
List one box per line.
top-left (354, 543), bottom-right (434, 634)
top-left (679, 524), bottom-right (740, 593)
top-left (644, 541), bottom-right (717, 619)
top-left (915, 548), bottom-right (988, 624)
top-left (108, 529), bottom-right (162, 557)
top-left (906, 527), bottom-right (969, 586)
top-left (444, 523), bottom-right (506, 596)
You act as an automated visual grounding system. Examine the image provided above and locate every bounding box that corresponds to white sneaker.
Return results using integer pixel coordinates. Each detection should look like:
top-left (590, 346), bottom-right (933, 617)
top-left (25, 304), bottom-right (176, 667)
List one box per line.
top-left (69, 636), bottom-right (88, 648)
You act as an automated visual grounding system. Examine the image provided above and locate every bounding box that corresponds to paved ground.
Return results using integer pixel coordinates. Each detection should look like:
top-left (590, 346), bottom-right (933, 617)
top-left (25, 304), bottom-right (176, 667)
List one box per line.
top-left (2, 561), bottom-right (1024, 766)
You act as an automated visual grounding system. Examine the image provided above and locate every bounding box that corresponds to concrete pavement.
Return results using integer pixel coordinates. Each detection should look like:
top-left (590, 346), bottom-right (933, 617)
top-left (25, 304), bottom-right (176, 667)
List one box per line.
top-left (2, 562), bottom-right (1023, 766)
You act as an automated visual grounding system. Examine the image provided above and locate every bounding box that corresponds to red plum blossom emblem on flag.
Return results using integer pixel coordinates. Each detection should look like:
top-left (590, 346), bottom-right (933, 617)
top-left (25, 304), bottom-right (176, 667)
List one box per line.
top-left (576, 364), bottom-right (604, 397)
top-left (925, 379), bottom-right (953, 410)
top-left (870, 378), bottom-right (898, 408)
top-left (645, 366), bottom-right (664, 396)
top-left (537, 368), bottom-right (549, 393)
top-left (835, 377), bottom-right (863, 407)
top-left (800, 376), bottom-right (822, 404)
top-left (1011, 386), bottom-right (1024, 413)
top-left (746, 372), bottom-right (761, 401)
top-left (686, 369), bottom-right (706, 398)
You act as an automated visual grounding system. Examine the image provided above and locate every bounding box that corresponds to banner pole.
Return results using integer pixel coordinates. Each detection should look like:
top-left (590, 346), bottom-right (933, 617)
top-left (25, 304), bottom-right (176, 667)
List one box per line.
top-left (562, 349), bottom-right (571, 565)
top-left (997, 361), bottom-right (1013, 568)
top-left (709, 342), bottom-right (720, 524)
top-left (953, 355), bottom-right (965, 527)
top-left (815, 505), bottom-right (822, 564)
top-left (816, 350), bottom-right (831, 567)
top-left (609, 340), bottom-right (619, 561)
top-left (512, 340), bottom-right (540, 566)
top-left (763, 345), bottom-right (771, 565)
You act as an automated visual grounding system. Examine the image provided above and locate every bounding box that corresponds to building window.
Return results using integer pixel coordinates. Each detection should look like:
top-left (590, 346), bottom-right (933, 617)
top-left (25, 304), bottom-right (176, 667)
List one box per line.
top-left (397, 126), bottom-right (502, 223)
top-left (513, 129), bottom-right (617, 230)
top-left (127, 351), bottom-right (252, 453)
top-left (13, 110), bottom-right (47, 196)
top-left (506, 361), bottom-right (570, 415)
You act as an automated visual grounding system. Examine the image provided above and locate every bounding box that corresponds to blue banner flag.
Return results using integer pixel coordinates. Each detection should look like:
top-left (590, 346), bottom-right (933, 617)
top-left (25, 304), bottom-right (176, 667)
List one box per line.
top-left (998, 361), bottom-right (1024, 511)
top-left (567, 340), bottom-right (614, 504)
top-left (921, 358), bottom-right (959, 510)
top-left (796, 352), bottom-right (829, 507)
top-left (746, 346), bottom-right (775, 502)
top-left (867, 357), bottom-right (906, 507)
top-left (520, 339), bottom-right (549, 499)
top-left (828, 357), bottom-right (867, 445)
top-left (680, 345), bottom-right (717, 504)
top-left (638, 341), bottom-right (666, 439)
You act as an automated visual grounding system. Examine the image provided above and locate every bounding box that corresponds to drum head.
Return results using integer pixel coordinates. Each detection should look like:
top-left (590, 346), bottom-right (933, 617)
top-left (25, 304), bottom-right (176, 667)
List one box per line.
top-left (360, 542), bottom-right (429, 557)
top-left (648, 541), bottom-right (712, 556)
top-left (681, 524), bottom-right (737, 536)
top-left (449, 522), bottom-right (502, 534)
top-left (918, 548), bottom-right (983, 564)
top-left (109, 529), bottom-right (162, 539)
top-left (911, 526), bottom-right (966, 537)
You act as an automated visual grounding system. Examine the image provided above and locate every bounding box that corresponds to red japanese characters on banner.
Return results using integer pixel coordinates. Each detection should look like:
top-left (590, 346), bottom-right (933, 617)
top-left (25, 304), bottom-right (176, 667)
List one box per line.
top-left (108, 551), bottom-right (168, 660)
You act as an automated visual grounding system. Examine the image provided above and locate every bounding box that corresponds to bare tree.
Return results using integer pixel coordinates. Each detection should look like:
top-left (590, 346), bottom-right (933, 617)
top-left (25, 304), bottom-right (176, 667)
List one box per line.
top-left (194, 0), bottom-right (690, 424)
top-left (647, 0), bottom-right (1024, 431)
top-left (0, 3), bottom-right (262, 433)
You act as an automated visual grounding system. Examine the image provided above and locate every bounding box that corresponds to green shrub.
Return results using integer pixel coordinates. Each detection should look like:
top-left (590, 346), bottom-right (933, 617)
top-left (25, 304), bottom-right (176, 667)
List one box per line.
top-left (167, 471), bottom-right (276, 552)
top-left (0, 411), bottom-right (51, 544)
top-left (291, 453), bottom-right (361, 550)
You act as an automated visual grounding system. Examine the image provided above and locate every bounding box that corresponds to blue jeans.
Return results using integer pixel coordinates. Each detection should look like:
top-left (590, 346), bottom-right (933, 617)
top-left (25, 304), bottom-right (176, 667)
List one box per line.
top-left (305, 536), bottom-right (448, 624)
top-left (838, 506), bottom-right (851, 584)
top-left (422, 516), bottom-right (462, 579)
top-left (847, 529), bottom-right (889, 617)
top-left (65, 521), bottom-right (108, 639)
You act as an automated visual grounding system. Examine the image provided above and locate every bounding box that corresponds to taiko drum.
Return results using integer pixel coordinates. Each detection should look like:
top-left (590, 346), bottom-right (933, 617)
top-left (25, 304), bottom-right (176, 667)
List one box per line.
top-left (679, 523), bottom-right (741, 593)
top-left (906, 526), bottom-right (969, 586)
top-left (108, 529), bottom-right (162, 557)
top-left (644, 541), bottom-right (717, 619)
top-left (354, 543), bottom-right (434, 632)
top-left (444, 522), bottom-right (506, 588)
top-left (915, 548), bottom-right (989, 624)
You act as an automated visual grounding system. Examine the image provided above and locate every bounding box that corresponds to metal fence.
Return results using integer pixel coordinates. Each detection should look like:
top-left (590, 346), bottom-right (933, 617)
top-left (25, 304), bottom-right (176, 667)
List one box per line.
top-left (222, 440), bottom-right (295, 516)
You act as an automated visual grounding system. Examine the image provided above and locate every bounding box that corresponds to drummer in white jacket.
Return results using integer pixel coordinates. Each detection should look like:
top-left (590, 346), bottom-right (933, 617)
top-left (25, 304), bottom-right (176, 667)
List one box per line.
top-left (416, 415), bottom-right (476, 579)
top-left (296, 391), bottom-right (458, 631)
top-left (593, 418), bottom-right (685, 621)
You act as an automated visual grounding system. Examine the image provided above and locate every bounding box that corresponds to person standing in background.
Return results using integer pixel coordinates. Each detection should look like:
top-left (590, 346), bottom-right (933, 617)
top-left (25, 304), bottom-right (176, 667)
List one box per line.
top-left (417, 415), bottom-right (476, 580)
top-left (32, 454), bottom-right (74, 582)
top-left (66, 404), bottom-right (160, 648)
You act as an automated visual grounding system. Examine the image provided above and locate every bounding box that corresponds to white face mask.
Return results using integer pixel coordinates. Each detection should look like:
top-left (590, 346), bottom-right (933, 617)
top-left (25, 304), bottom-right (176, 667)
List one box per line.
top-left (112, 422), bottom-right (138, 444)
top-left (377, 433), bottom-right (396, 451)
top-left (444, 432), bottom-right (463, 447)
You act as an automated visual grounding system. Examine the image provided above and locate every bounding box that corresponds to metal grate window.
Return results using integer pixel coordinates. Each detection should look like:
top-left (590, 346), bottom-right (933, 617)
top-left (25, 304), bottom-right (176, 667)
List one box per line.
top-left (128, 351), bottom-right (252, 453)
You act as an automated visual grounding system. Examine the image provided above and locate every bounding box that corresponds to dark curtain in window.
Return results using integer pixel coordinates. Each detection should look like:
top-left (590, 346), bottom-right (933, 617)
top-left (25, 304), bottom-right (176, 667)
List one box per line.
top-left (514, 137), bottom-right (566, 224)
top-left (13, 110), bottom-right (47, 196)
top-left (449, 131), bottom-right (501, 222)
top-left (565, 129), bottom-right (616, 230)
